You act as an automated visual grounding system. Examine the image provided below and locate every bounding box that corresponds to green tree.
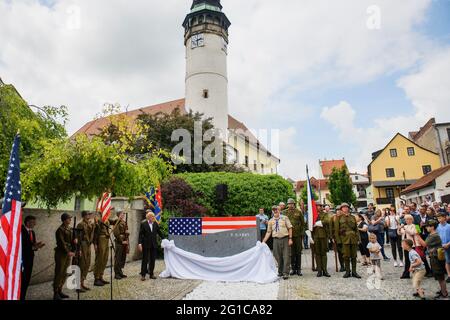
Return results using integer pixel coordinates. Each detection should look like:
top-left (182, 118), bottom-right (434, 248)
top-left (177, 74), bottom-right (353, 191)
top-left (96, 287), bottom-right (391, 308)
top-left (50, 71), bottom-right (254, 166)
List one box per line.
top-left (178, 172), bottom-right (296, 216)
top-left (0, 83), bottom-right (68, 194)
top-left (98, 107), bottom-right (244, 173)
top-left (300, 183), bottom-right (318, 205)
top-left (22, 135), bottom-right (174, 209)
top-left (328, 166), bottom-right (356, 206)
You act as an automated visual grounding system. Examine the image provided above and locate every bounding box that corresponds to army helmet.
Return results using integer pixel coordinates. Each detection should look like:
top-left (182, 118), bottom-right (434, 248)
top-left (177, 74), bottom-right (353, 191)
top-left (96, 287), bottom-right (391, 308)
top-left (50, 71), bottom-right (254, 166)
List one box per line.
top-left (287, 198), bottom-right (296, 205)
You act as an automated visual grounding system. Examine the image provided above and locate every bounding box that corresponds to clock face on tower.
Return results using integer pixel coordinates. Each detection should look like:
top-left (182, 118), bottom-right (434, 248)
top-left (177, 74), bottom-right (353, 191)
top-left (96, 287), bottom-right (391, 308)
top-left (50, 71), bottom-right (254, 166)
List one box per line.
top-left (191, 33), bottom-right (205, 49)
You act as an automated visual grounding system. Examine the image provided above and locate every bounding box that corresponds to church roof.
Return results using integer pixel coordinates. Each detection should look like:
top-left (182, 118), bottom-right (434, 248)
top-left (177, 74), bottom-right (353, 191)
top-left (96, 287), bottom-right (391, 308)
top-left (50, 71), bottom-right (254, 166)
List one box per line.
top-left (73, 98), bottom-right (280, 161)
top-left (191, 0), bottom-right (222, 10)
top-left (319, 159), bottom-right (347, 177)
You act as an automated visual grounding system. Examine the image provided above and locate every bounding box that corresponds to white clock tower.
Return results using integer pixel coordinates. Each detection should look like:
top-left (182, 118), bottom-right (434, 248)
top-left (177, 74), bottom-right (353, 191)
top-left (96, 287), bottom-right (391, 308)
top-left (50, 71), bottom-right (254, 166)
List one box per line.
top-left (183, 0), bottom-right (231, 137)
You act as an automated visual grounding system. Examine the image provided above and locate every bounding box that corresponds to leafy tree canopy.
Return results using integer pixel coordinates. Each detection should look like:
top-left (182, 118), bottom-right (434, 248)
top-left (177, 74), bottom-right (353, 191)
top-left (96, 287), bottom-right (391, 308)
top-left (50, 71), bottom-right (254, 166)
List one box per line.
top-left (328, 166), bottom-right (356, 206)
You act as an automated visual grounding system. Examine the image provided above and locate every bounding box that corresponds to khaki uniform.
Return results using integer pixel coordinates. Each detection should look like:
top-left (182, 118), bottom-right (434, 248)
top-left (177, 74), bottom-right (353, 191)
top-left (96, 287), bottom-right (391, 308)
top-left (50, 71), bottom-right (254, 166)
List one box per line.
top-left (332, 214), bottom-right (345, 270)
top-left (53, 224), bottom-right (73, 292)
top-left (267, 216), bottom-right (293, 276)
top-left (113, 219), bottom-right (127, 276)
top-left (312, 211), bottom-right (331, 273)
top-left (77, 219), bottom-right (95, 281)
top-left (94, 220), bottom-right (110, 280)
top-left (284, 208), bottom-right (306, 273)
top-left (336, 214), bottom-right (359, 274)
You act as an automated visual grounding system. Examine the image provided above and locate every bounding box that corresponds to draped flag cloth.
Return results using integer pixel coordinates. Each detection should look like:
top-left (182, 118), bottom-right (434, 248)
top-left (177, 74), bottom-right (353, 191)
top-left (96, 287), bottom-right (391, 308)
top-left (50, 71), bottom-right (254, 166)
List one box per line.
top-left (159, 240), bottom-right (278, 284)
top-left (307, 165), bottom-right (318, 232)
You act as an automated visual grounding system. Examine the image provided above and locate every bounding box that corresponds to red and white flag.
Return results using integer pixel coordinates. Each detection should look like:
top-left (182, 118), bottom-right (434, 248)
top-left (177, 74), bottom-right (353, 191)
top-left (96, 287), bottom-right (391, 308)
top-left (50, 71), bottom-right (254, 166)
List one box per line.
top-left (0, 134), bottom-right (22, 300)
top-left (97, 192), bottom-right (112, 222)
top-left (307, 166), bottom-right (318, 232)
top-left (201, 217), bottom-right (257, 235)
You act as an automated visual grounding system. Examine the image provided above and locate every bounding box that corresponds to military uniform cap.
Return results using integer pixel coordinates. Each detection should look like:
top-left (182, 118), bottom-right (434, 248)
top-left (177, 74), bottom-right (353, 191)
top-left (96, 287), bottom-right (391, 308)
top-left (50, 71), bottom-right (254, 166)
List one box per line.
top-left (272, 205), bottom-right (278, 210)
top-left (81, 210), bottom-right (92, 217)
top-left (340, 202), bottom-right (350, 208)
top-left (61, 213), bottom-right (72, 222)
top-left (287, 198), bottom-right (296, 205)
top-left (336, 205), bottom-right (342, 210)
top-left (316, 203), bottom-right (323, 207)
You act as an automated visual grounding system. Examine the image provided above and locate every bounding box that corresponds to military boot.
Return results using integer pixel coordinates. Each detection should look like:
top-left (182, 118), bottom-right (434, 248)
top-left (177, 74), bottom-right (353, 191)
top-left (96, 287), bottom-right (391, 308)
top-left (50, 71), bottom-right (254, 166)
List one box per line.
top-left (101, 278), bottom-right (110, 284)
top-left (58, 289), bottom-right (69, 299)
top-left (351, 258), bottom-right (361, 279)
top-left (53, 290), bottom-right (62, 301)
top-left (94, 279), bottom-right (105, 287)
top-left (343, 259), bottom-right (351, 278)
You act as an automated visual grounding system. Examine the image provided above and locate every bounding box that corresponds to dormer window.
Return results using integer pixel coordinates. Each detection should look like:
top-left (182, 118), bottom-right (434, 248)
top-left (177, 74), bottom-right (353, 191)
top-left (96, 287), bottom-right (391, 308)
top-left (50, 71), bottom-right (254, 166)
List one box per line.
top-left (203, 89), bottom-right (209, 99)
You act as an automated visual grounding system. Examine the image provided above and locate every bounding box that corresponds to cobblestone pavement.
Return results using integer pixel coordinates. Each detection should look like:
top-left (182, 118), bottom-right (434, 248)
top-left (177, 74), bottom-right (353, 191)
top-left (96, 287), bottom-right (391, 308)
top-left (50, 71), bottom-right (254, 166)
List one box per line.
top-left (279, 246), bottom-right (447, 300)
top-left (27, 245), bottom-right (449, 300)
top-left (27, 260), bottom-right (201, 300)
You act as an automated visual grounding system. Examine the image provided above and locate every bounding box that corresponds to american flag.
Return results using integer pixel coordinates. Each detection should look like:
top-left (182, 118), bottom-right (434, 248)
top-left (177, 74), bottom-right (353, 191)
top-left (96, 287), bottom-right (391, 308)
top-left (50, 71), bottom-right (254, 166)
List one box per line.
top-left (169, 217), bottom-right (257, 236)
top-left (0, 134), bottom-right (22, 300)
top-left (97, 192), bottom-right (112, 222)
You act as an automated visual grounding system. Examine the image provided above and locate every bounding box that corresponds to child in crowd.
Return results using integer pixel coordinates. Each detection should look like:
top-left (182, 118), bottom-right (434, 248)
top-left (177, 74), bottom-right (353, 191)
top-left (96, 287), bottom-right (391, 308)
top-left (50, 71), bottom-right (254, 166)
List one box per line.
top-left (402, 239), bottom-right (426, 300)
top-left (367, 233), bottom-right (383, 280)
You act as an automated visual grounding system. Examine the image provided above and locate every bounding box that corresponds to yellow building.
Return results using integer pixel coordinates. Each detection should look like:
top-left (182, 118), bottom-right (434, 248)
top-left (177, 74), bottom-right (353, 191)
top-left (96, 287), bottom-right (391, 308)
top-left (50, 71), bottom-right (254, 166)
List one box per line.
top-left (368, 133), bottom-right (441, 209)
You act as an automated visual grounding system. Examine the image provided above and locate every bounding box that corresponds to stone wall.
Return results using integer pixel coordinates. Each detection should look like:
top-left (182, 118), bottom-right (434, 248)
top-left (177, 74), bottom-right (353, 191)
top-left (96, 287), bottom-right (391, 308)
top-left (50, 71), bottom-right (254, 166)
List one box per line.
top-left (24, 198), bottom-right (146, 285)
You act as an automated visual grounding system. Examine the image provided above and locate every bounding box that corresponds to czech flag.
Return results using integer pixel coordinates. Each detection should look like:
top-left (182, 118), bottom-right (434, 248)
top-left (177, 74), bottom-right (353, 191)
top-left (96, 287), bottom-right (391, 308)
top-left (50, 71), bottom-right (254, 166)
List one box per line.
top-left (306, 165), bottom-right (318, 232)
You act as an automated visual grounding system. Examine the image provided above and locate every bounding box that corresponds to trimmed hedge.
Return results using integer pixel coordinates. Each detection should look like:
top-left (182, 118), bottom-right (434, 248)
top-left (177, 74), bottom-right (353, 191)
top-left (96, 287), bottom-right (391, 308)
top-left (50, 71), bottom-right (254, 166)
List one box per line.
top-left (176, 172), bottom-right (296, 216)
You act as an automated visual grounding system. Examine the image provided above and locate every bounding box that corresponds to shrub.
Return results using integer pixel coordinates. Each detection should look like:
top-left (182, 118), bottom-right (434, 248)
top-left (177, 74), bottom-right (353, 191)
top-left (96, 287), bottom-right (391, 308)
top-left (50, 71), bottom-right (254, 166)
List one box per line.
top-left (177, 172), bottom-right (295, 216)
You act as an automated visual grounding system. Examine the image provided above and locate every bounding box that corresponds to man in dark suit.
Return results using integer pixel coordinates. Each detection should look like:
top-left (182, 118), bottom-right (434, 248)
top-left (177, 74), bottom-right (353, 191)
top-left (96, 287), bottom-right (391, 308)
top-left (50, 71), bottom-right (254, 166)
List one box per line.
top-left (21, 215), bottom-right (45, 300)
top-left (138, 211), bottom-right (163, 281)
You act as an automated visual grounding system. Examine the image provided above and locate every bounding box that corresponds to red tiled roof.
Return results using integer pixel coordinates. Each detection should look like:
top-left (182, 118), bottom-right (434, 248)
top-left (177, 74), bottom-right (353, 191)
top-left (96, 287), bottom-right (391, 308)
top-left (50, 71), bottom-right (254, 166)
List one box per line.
top-left (401, 164), bottom-right (450, 194)
top-left (72, 98), bottom-right (279, 160)
top-left (319, 159), bottom-right (347, 177)
top-left (295, 177), bottom-right (328, 192)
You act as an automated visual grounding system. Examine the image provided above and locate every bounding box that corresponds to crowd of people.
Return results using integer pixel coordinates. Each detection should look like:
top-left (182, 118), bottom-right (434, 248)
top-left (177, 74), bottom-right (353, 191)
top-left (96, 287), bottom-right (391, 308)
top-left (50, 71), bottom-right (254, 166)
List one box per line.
top-left (257, 199), bottom-right (450, 300)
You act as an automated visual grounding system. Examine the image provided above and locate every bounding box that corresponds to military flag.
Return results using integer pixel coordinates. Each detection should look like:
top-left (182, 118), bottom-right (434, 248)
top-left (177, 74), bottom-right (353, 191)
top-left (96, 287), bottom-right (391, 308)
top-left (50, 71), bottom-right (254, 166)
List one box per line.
top-left (306, 165), bottom-right (318, 232)
top-left (97, 192), bottom-right (112, 222)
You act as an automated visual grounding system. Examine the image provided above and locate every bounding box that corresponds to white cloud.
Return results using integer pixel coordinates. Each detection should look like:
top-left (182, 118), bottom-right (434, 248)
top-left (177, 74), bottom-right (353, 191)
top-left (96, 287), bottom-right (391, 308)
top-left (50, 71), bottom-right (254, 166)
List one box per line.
top-left (0, 0), bottom-right (445, 181)
top-left (320, 48), bottom-right (450, 173)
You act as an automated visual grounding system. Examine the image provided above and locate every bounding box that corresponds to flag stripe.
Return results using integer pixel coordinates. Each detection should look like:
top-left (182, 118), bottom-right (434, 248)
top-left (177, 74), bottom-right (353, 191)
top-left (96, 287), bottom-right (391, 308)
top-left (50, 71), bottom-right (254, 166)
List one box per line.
top-left (202, 217), bottom-right (256, 222)
top-left (202, 224), bottom-right (256, 230)
top-left (202, 221), bottom-right (256, 226)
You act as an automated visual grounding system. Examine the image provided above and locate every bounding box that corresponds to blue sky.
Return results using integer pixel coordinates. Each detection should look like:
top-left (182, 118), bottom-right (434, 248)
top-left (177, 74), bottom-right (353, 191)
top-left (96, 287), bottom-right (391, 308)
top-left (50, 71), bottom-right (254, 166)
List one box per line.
top-left (1, 0), bottom-right (449, 179)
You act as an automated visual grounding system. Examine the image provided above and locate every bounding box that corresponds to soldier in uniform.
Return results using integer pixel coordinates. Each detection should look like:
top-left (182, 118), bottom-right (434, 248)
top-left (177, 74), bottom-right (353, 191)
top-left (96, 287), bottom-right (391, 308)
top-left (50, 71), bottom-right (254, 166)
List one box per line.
top-left (263, 206), bottom-right (293, 280)
top-left (53, 213), bottom-right (76, 300)
top-left (312, 203), bottom-right (331, 277)
top-left (76, 211), bottom-right (94, 291)
top-left (336, 203), bottom-right (361, 279)
top-left (93, 212), bottom-right (111, 286)
top-left (284, 198), bottom-right (306, 276)
top-left (113, 211), bottom-right (129, 279)
top-left (332, 205), bottom-right (346, 272)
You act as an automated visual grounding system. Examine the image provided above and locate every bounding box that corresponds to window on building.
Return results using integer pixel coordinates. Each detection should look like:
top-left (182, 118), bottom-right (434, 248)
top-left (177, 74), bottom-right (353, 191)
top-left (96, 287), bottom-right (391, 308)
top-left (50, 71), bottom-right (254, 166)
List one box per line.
top-left (422, 165), bottom-right (432, 175)
top-left (407, 147), bottom-right (415, 156)
top-left (447, 128), bottom-right (450, 141)
top-left (245, 156), bottom-right (249, 167)
top-left (386, 168), bottom-right (395, 178)
top-left (355, 175), bottom-right (359, 180)
top-left (390, 149), bottom-right (398, 157)
top-left (203, 89), bottom-right (209, 99)
top-left (386, 188), bottom-right (395, 199)
top-left (446, 147), bottom-right (450, 165)
top-left (253, 160), bottom-right (257, 171)
top-left (261, 163), bottom-right (264, 173)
